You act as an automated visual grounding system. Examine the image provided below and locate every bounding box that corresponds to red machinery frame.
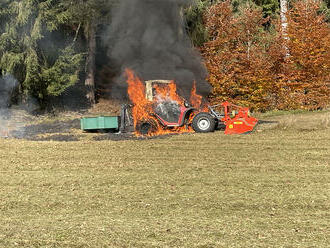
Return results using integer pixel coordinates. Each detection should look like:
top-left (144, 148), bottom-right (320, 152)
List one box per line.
top-left (217, 101), bottom-right (258, 134)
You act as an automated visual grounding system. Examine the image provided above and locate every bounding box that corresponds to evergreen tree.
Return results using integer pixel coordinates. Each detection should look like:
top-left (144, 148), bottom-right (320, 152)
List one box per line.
top-left (185, 0), bottom-right (213, 46)
top-left (0, 0), bottom-right (83, 106)
top-left (232, 0), bottom-right (279, 17)
top-left (58, 0), bottom-right (114, 105)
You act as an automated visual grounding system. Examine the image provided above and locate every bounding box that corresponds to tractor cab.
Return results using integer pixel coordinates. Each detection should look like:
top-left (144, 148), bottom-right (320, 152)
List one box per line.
top-left (145, 80), bottom-right (172, 101)
top-left (144, 80), bottom-right (195, 127)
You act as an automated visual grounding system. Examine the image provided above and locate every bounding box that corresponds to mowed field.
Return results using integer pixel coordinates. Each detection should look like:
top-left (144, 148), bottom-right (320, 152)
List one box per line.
top-left (0, 112), bottom-right (329, 248)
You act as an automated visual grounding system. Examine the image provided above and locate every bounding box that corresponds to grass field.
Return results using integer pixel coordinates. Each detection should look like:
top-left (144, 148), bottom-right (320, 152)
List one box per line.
top-left (0, 111), bottom-right (329, 247)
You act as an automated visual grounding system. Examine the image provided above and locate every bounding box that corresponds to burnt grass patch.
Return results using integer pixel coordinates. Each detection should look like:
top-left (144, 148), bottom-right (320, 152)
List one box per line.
top-left (11, 118), bottom-right (188, 142)
top-left (9, 118), bottom-right (277, 142)
top-left (13, 119), bottom-right (81, 141)
top-left (24, 119), bottom-right (80, 134)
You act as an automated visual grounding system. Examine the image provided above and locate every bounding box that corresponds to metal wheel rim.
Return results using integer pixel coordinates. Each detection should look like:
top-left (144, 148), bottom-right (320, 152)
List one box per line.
top-left (197, 118), bottom-right (210, 130)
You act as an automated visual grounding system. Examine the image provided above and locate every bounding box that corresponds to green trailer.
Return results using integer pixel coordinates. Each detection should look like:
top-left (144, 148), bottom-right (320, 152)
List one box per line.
top-left (80, 116), bottom-right (120, 132)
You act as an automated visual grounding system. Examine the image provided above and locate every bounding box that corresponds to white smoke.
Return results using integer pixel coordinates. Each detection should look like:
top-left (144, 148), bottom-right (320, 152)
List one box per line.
top-left (0, 75), bottom-right (24, 138)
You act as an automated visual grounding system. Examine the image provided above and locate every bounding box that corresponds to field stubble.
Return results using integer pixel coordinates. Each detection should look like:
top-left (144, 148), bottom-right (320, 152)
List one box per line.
top-left (0, 111), bottom-right (329, 247)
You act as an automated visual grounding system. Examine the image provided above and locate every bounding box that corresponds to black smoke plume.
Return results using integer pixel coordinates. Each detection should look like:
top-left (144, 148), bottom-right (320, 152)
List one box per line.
top-left (105, 0), bottom-right (211, 100)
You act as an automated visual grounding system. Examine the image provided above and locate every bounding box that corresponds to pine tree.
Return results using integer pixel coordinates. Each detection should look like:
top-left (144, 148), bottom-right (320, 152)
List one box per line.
top-left (232, 0), bottom-right (279, 17)
top-left (58, 0), bottom-right (113, 105)
top-left (185, 0), bottom-right (212, 46)
top-left (0, 0), bottom-right (83, 106)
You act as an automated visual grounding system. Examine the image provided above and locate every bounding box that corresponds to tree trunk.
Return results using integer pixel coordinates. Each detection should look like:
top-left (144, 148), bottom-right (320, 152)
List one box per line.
top-left (178, 7), bottom-right (184, 40)
top-left (280, 0), bottom-right (290, 57)
top-left (85, 21), bottom-right (96, 105)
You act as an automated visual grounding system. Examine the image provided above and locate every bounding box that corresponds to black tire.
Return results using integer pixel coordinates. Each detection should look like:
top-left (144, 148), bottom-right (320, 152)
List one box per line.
top-left (214, 118), bottom-right (219, 130)
top-left (136, 120), bottom-right (158, 135)
top-left (192, 112), bottom-right (216, 133)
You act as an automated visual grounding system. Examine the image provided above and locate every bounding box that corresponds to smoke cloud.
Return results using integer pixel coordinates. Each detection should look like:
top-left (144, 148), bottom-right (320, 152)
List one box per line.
top-left (0, 74), bottom-right (17, 109)
top-left (0, 75), bottom-right (26, 138)
top-left (105, 0), bottom-right (211, 100)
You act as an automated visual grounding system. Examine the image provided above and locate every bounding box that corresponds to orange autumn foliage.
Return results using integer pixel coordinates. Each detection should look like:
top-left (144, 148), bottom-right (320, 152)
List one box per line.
top-left (202, 0), bottom-right (329, 111)
top-left (202, 1), bottom-right (276, 111)
top-left (278, 0), bottom-right (330, 110)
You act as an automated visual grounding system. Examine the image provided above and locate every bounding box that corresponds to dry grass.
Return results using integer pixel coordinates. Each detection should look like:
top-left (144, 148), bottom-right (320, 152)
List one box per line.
top-left (256, 110), bottom-right (330, 131)
top-left (88, 99), bottom-right (123, 116)
top-left (0, 111), bottom-right (329, 247)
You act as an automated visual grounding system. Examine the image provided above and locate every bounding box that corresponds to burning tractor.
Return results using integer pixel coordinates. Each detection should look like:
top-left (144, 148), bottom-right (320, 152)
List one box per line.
top-left (120, 70), bottom-right (258, 136)
top-left (135, 80), bottom-right (216, 135)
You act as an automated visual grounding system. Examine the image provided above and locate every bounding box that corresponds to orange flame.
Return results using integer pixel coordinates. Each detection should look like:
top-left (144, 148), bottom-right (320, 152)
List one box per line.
top-left (153, 81), bottom-right (184, 105)
top-left (190, 82), bottom-right (202, 109)
top-left (125, 69), bottom-right (206, 136)
top-left (190, 82), bottom-right (209, 112)
top-left (126, 69), bottom-right (153, 128)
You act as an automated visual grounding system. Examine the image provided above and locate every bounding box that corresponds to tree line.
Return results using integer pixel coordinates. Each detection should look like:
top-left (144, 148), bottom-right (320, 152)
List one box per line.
top-left (202, 0), bottom-right (329, 110)
top-left (0, 0), bottom-right (112, 108)
top-left (0, 0), bottom-right (329, 111)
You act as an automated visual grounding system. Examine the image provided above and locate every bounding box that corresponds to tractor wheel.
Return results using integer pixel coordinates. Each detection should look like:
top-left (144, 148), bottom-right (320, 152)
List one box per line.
top-left (192, 112), bottom-right (216, 133)
top-left (136, 120), bottom-right (158, 135)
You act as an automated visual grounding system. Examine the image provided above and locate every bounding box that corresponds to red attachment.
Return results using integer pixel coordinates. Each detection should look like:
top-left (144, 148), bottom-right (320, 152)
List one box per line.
top-left (220, 101), bottom-right (258, 134)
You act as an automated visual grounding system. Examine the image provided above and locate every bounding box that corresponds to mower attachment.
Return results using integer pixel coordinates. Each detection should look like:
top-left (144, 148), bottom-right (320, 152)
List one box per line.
top-left (210, 101), bottom-right (258, 134)
top-left (224, 116), bottom-right (258, 134)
